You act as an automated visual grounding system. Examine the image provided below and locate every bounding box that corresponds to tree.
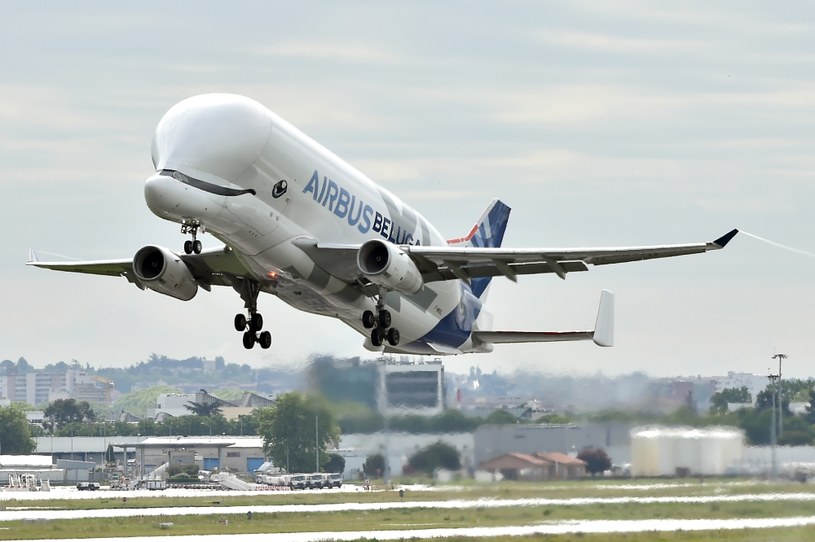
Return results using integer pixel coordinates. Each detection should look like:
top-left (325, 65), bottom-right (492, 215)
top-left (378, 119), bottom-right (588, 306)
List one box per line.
top-left (709, 386), bottom-right (752, 414)
top-left (735, 407), bottom-right (774, 445)
top-left (43, 399), bottom-right (96, 431)
top-left (779, 430), bottom-right (813, 446)
top-left (255, 392), bottom-right (339, 473)
top-left (112, 385), bottom-right (180, 418)
top-left (577, 447), bottom-right (611, 476)
top-left (535, 412), bottom-right (573, 424)
top-left (363, 453), bottom-right (385, 478)
top-left (407, 441), bottom-right (461, 475)
top-left (184, 401), bottom-right (222, 417)
top-left (484, 409), bottom-right (518, 425)
top-left (0, 405), bottom-right (35, 454)
top-left (324, 453), bottom-right (346, 474)
top-left (805, 388), bottom-right (815, 424)
top-left (429, 409), bottom-right (480, 433)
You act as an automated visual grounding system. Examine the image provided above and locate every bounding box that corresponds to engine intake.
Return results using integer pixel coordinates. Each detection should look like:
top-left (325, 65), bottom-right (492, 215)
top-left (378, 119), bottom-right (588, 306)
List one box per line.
top-left (133, 245), bottom-right (198, 301)
top-left (357, 239), bottom-right (423, 295)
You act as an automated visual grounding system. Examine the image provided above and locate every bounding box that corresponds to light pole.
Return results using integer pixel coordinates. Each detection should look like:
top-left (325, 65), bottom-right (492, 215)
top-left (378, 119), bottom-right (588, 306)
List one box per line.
top-left (768, 372), bottom-right (779, 480)
top-left (772, 353), bottom-right (787, 437)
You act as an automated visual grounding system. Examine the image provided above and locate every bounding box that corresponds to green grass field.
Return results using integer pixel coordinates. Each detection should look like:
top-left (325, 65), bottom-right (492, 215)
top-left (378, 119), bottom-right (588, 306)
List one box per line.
top-left (0, 479), bottom-right (813, 540)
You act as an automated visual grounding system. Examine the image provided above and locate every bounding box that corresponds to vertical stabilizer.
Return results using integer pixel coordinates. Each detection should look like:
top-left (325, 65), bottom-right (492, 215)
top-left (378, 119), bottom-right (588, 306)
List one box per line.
top-left (447, 199), bottom-right (511, 298)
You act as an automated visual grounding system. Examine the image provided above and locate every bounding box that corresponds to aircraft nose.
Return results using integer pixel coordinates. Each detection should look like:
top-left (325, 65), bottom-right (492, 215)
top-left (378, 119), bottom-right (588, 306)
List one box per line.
top-left (143, 172), bottom-right (226, 221)
top-left (144, 173), bottom-right (180, 217)
top-left (151, 94), bottom-right (271, 181)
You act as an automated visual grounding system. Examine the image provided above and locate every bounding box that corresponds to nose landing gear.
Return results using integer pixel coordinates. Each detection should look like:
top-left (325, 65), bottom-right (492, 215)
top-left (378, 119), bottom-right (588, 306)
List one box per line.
top-left (181, 220), bottom-right (203, 254)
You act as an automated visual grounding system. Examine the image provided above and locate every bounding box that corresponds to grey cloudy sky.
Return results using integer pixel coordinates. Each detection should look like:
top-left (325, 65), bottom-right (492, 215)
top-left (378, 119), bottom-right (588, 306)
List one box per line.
top-left (2, 1), bottom-right (813, 377)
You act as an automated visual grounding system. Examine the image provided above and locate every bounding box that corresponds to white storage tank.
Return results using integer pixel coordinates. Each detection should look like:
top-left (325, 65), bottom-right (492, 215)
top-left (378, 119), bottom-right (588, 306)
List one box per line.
top-left (630, 426), bottom-right (744, 477)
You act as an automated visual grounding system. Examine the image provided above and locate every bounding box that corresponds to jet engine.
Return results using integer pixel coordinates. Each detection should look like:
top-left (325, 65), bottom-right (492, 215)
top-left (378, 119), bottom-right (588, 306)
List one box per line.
top-left (133, 245), bottom-right (198, 301)
top-left (357, 239), bottom-right (423, 294)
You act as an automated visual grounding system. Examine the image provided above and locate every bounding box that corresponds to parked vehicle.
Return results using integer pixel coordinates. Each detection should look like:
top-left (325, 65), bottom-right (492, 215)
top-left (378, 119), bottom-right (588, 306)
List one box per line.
top-left (256, 473), bottom-right (289, 486)
top-left (307, 473), bottom-right (326, 489)
top-left (287, 474), bottom-right (307, 490)
top-left (326, 473), bottom-right (343, 488)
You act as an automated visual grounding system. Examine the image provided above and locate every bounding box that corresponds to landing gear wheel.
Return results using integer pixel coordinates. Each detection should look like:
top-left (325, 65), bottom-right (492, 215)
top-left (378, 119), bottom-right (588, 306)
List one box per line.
top-left (234, 314), bottom-right (247, 331)
top-left (378, 310), bottom-right (391, 328)
top-left (181, 221), bottom-right (203, 255)
top-left (242, 331), bottom-right (256, 349)
top-left (258, 331), bottom-right (272, 349)
top-left (251, 313), bottom-right (264, 332)
top-left (362, 311), bottom-right (375, 329)
top-left (387, 328), bottom-right (400, 346)
top-left (370, 328), bottom-right (383, 347)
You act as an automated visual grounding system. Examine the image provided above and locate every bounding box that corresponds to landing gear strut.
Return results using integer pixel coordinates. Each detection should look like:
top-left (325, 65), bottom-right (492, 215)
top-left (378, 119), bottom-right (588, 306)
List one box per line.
top-left (232, 279), bottom-right (271, 349)
top-left (362, 289), bottom-right (400, 347)
top-left (181, 220), bottom-right (203, 255)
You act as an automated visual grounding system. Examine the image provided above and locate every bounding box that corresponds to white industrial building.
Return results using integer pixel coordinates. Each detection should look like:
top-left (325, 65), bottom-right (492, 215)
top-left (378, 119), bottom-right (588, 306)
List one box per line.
top-left (630, 426), bottom-right (744, 477)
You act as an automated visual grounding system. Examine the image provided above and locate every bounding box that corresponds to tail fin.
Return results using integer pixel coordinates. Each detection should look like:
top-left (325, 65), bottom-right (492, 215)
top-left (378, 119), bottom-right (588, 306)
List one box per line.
top-left (448, 199), bottom-right (511, 298)
top-left (448, 199), bottom-right (511, 249)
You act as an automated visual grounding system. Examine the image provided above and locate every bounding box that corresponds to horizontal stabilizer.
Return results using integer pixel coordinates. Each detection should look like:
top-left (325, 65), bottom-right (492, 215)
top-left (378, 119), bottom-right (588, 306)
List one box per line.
top-left (471, 290), bottom-right (614, 348)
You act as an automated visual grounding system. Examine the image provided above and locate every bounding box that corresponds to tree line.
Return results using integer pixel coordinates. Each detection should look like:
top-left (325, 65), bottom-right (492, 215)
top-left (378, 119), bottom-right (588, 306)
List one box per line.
top-left (4, 379), bottom-right (815, 469)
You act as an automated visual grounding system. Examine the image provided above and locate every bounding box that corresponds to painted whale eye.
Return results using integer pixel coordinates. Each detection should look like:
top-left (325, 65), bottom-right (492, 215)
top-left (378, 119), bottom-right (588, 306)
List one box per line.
top-left (272, 180), bottom-right (288, 198)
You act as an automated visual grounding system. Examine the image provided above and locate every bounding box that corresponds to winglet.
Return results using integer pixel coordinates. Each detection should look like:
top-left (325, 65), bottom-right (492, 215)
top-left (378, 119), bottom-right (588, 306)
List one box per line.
top-left (712, 229), bottom-right (739, 248)
top-left (27, 249), bottom-right (38, 264)
top-left (592, 290), bottom-right (614, 347)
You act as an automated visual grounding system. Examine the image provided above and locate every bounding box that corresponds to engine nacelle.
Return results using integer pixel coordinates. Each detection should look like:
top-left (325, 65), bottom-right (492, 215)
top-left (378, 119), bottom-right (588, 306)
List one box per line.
top-left (133, 245), bottom-right (198, 301)
top-left (357, 239), bottom-right (423, 295)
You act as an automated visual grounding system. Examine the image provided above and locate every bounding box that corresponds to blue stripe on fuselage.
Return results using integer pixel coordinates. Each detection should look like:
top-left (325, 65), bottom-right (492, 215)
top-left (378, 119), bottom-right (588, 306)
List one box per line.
top-left (401, 283), bottom-right (482, 352)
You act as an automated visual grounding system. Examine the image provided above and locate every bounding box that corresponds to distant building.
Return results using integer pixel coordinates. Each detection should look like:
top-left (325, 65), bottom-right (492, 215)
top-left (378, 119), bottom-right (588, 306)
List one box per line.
top-left (153, 390), bottom-right (273, 420)
top-left (479, 451), bottom-right (587, 481)
top-left (155, 390), bottom-right (237, 418)
top-left (115, 436), bottom-right (266, 476)
top-left (0, 455), bottom-right (64, 484)
top-left (0, 369), bottom-right (112, 405)
top-left (630, 426), bottom-right (744, 477)
top-left (714, 372), bottom-right (768, 406)
top-left (377, 359), bottom-right (445, 416)
top-left (474, 422), bottom-right (633, 466)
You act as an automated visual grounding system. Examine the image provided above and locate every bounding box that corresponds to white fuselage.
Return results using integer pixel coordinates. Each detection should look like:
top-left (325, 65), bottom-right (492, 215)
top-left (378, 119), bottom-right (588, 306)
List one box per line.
top-left (144, 94), bottom-right (485, 355)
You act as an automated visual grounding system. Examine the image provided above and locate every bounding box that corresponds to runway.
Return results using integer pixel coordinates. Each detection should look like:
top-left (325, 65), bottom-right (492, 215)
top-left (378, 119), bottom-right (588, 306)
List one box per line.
top-left (3, 490), bottom-right (815, 541)
top-left (7, 516), bottom-right (815, 542)
top-left (2, 491), bottom-right (815, 522)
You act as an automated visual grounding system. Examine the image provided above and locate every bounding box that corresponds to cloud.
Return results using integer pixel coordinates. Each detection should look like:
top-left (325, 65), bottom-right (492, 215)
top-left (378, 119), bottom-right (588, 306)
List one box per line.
top-left (253, 43), bottom-right (405, 64)
top-left (538, 30), bottom-right (713, 56)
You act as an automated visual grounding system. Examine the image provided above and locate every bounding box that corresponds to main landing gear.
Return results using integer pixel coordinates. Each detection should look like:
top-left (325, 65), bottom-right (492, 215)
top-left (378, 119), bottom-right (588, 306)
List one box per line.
top-left (233, 279), bottom-right (271, 349)
top-left (362, 291), bottom-right (400, 347)
top-left (181, 220), bottom-right (203, 255)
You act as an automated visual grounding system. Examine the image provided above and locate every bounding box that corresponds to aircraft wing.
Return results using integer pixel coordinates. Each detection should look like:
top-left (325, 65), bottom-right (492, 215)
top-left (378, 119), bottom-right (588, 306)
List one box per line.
top-left (406, 229), bottom-right (738, 282)
top-left (26, 246), bottom-right (249, 289)
top-left (306, 229), bottom-right (738, 284)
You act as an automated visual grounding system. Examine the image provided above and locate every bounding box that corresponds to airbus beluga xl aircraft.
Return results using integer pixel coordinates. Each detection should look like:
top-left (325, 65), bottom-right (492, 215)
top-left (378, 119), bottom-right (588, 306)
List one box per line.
top-left (28, 94), bottom-right (738, 355)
